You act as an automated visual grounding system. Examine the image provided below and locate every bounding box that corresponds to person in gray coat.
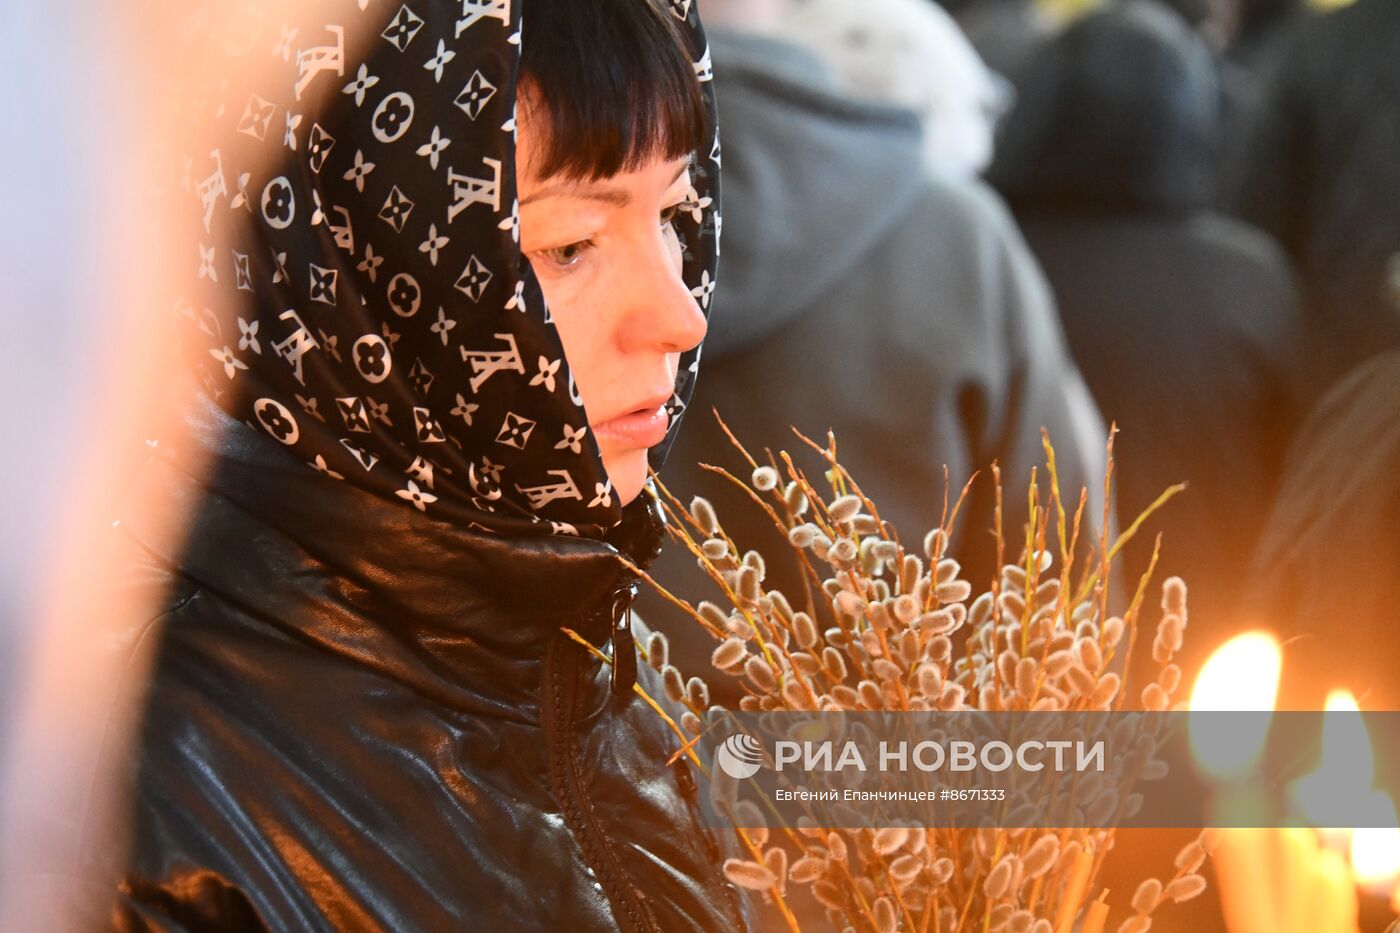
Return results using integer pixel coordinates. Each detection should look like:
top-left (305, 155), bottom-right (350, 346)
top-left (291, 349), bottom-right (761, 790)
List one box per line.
top-left (639, 11), bottom-right (1107, 705)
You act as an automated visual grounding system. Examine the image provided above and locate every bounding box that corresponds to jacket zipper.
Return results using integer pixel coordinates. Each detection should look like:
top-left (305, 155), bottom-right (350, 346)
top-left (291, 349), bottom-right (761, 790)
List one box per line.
top-left (547, 585), bottom-right (659, 933)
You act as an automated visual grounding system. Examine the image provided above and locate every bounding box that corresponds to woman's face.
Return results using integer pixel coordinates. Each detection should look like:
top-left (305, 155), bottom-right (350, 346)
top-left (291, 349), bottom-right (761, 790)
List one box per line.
top-left (516, 95), bottom-right (707, 508)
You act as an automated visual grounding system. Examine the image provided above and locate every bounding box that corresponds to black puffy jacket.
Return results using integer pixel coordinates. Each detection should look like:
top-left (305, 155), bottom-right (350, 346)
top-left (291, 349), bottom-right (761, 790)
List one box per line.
top-left (105, 396), bottom-right (750, 931)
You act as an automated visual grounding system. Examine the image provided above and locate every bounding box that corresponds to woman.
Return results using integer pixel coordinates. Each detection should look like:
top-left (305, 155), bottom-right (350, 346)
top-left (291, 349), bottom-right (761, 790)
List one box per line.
top-left (100, 0), bottom-right (744, 929)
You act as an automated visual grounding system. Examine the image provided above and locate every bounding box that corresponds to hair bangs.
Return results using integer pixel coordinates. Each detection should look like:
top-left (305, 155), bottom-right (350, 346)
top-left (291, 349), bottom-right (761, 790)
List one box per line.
top-left (520, 0), bottom-right (709, 182)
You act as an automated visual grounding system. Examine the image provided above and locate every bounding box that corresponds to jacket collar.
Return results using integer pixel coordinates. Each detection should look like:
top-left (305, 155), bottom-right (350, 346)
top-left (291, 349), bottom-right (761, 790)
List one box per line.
top-left (123, 392), bottom-right (666, 720)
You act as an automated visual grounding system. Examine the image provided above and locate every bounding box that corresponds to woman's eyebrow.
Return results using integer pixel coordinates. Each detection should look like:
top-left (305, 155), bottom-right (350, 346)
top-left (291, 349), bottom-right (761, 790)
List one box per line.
top-left (521, 160), bottom-right (692, 207)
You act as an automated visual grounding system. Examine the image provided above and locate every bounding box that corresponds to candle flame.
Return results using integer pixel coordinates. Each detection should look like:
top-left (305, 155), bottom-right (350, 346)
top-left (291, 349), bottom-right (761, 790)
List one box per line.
top-left (1290, 691), bottom-right (1400, 894)
top-left (1189, 632), bottom-right (1281, 779)
top-left (1293, 691), bottom-right (1371, 824)
top-left (1350, 796), bottom-right (1400, 888)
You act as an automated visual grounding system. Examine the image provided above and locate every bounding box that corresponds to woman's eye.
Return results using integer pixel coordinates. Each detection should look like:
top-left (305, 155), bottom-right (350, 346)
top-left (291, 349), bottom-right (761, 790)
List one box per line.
top-left (660, 203), bottom-right (687, 227)
top-left (539, 240), bottom-right (593, 268)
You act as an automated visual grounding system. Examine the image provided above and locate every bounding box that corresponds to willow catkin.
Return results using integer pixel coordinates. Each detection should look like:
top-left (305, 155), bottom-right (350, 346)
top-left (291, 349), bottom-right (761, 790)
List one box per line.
top-left (874, 897), bottom-right (897, 933)
top-left (712, 638), bottom-right (746, 670)
top-left (1158, 663), bottom-right (1182, 694)
top-left (646, 631), bottom-right (668, 671)
top-left (872, 658), bottom-right (903, 682)
top-left (1000, 590), bottom-right (1027, 619)
top-left (1022, 834), bottom-right (1060, 879)
top-left (890, 854), bottom-right (924, 882)
top-left (1015, 657), bottom-right (1039, 697)
top-left (1043, 650), bottom-right (1075, 679)
top-left (738, 566), bottom-right (761, 603)
top-left (783, 481), bottom-right (809, 516)
top-left (681, 711), bottom-right (701, 734)
top-left (928, 857), bottom-right (955, 886)
top-left (789, 856), bottom-right (825, 883)
top-left (826, 832), bottom-right (848, 863)
top-left (701, 538), bottom-right (729, 561)
top-left (873, 827), bottom-right (909, 856)
top-left (997, 650), bottom-right (1019, 686)
top-left (937, 580), bottom-right (973, 603)
top-left (900, 554), bottom-right (923, 594)
top-left (1142, 683), bottom-right (1169, 712)
top-left (1163, 874), bottom-right (1207, 902)
top-left (782, 678), bottom-right (815, 710)
top-left (1158, 613), bottom-right (1184, 653)
top-left (763, 846), bottom-right (788, 894)
top-left (752, 465), bottom-right (779, 491)
top-left (898, 629), bottom-right (920, 667)
top-left (858, 537), bottom-right (881, 574)
top-left (1162, 576), bottom-right (1187, 614)
top-left (1118, 916), bottom-right (1152, 933)
top-left (811, 880), bottom-right (845, 911)
top-left (1102, 615), bottom-right (1124, 648)
top-left (830, 684), bottom-right (859, 709)
top-left (744, 655), bottom-right (777, 693)
top-left (723, 858), bottom-right (777, 891)
top-left (937, 683), bottom-right (966, 710)
top-left (691, 497), bottom-right (719, 535)
top-left (1174, 840), bottom-right (1206, 874)
top-left (1078, 637), bottom-right (1103, 673)
top-left (1132, 878), bottom-right (1162, 914)
top-left (916, 610), bottom-right (959, 635)
top-left (662, 665), bottom-right (685, 704)
top-left (1007, 910), bottom-right (1036, 933)
top-left (828, 494), bottom-right (863, 524)
top-left (892, 594), bottom-right (919, 624)
top-left (695, 601), bottom-right (726, 634)
top-left (822, 646), bottom-right (848, 680)
top-left (984, 855), bottom-right (1015, 900)
top-left (1065, 664), bottom-right (1096, 697)
top-left (916, 663), bottom-right (942, 697)
top-left (685, 676), bottom-right (709, 709)
top-left (791, 612), bottom-right (818, 650)
top-left (858, 680), bottom-right (883, 709)
top-left (1091, 672), bottom-right (1121, 707)
top-left (924, 528), bottom-right (948, 561)
top-left (852, 514), bottom-right (882, 537)
top-left (835, 590), bottom-right (867, 617)
top-left (788, 524), bottom-right (817, 548)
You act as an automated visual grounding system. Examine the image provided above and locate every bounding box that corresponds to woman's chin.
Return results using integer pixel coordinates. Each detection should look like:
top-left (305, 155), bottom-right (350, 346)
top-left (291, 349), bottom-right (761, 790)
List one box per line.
top-left (601, 448), bottom-right (650, 507)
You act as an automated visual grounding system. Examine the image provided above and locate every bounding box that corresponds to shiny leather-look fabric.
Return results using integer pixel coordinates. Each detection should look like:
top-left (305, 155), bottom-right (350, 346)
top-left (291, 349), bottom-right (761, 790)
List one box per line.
top-left (106, 397), bottom-right (749, 931)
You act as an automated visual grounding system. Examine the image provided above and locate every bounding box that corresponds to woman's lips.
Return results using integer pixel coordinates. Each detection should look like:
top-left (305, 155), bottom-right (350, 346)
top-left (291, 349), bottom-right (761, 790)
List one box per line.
top-left (593, 405), bottom-right (670, 449)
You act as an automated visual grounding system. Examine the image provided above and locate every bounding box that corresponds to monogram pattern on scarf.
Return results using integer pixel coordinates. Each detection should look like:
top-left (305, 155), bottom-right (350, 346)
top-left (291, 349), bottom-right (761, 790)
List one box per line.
top-left (180, 0), bottom-right (720, 538)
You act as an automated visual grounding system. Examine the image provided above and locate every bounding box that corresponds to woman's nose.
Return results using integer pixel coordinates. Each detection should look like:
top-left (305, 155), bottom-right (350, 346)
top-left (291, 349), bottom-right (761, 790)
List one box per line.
top-left (621, 237), bottom-right (708, 355)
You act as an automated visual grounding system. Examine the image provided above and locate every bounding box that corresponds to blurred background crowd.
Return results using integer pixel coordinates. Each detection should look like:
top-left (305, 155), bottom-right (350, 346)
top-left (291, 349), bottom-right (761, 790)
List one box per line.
top-left (642, 0), bottom-right (1400, 720)
top-left (1, 0), bottom-right (1397, 928)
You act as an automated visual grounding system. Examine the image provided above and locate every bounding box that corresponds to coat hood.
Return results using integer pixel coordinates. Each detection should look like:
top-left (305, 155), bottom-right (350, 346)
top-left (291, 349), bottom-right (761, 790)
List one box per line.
top-left (699, 29), bottom-right (927, 359)
top-left (989, 0), bottom-right (1220, 214)
top-left (177, 0), bottom-right (720, 540)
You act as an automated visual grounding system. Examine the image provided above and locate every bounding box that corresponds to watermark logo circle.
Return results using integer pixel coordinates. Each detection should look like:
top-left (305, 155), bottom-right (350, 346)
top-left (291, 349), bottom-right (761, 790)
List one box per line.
top-left (715, 733), bottom-right (764, 780)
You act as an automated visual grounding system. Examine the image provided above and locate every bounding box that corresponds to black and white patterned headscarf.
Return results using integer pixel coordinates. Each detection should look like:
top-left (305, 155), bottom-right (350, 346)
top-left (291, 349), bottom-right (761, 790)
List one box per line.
top-left (181, 0), bottom-right (719, 539)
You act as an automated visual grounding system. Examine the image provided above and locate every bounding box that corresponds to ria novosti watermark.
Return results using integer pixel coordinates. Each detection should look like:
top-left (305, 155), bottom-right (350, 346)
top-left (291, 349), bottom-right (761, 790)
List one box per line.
top-left (695, 711), bottom-right (1400, 829)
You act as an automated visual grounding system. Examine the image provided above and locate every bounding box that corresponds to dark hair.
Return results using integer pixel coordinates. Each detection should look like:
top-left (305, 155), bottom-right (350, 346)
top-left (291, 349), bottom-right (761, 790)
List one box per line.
top-left (519, 0), bottom-right (709, 181)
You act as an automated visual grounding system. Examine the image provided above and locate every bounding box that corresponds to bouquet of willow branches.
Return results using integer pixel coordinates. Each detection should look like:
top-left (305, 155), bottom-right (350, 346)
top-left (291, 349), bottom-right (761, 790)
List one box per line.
top-left (580, 422), bottom-right (1216, 933)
